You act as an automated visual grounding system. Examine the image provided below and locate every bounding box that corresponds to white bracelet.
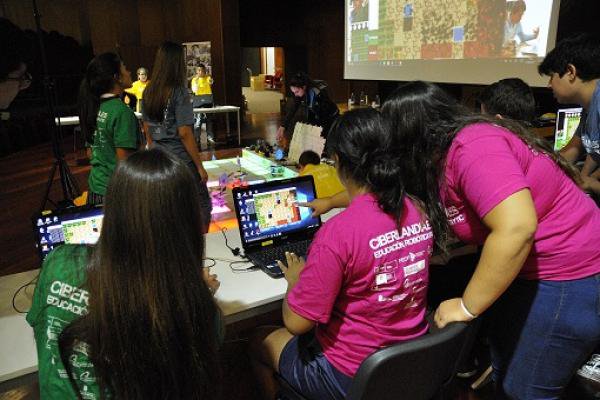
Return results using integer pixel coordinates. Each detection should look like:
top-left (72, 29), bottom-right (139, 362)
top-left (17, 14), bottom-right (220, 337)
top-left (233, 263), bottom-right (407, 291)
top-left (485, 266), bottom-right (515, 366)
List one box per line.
top-left (460, 299), bottom-right (477, 320)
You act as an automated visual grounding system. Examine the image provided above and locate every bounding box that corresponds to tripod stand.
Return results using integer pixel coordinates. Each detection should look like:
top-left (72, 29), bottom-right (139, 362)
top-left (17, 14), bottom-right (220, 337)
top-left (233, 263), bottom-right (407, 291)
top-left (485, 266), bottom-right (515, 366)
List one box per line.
top-left (33, 0), bottom-right (80, 211)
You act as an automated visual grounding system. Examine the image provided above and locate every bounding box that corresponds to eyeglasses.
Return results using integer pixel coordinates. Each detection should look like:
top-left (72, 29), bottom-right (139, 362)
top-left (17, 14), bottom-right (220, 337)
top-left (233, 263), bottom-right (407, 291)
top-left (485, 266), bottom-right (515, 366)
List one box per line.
top-left (4, 71), bottom-right (32, 90)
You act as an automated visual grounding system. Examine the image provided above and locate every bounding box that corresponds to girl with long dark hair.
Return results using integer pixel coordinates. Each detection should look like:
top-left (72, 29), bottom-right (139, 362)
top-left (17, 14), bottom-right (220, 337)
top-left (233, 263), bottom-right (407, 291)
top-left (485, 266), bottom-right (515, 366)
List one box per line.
top-left (78, 52), bottom-right (139, 205)
top-left (142, 41), bottom-right (212, 232)
top-left (251, 108), bottom-right (433, 400)
top-left (27, 149), bottom-right (221, 399)
top-left (382, 81), bottom-right (600, 399)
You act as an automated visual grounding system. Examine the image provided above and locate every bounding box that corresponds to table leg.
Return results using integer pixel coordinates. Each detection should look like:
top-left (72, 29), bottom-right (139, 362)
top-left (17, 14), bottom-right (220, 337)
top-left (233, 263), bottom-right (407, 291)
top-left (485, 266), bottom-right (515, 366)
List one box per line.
top-left (237, 110), bottom-right (241, 145)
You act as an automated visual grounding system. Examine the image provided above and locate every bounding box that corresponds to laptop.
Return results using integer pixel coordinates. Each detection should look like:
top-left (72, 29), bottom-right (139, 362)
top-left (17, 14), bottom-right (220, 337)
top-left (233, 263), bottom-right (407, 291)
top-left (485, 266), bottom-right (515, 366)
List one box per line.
top-left (32, 205), bottom-right (104, 261)
top-left (232, 176), bottom-right (322, 278)
top-left (554, 107), bottom-right (582, 151)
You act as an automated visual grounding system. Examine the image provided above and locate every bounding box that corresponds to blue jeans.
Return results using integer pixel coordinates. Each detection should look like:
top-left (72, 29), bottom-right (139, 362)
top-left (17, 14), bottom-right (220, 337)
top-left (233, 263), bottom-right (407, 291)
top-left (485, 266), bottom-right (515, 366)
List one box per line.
top-left (489, 274), bottom-right (600, 399)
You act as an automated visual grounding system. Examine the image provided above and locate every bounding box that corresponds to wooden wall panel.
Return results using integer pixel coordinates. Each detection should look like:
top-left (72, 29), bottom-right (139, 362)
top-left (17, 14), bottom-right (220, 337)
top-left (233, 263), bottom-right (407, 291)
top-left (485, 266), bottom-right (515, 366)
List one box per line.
top-left (138, 0), bottom-right (166, 46)
top-left (220, 0), bottom-right (242, 107)
top-left (1, 0), bottom-right (83, 43)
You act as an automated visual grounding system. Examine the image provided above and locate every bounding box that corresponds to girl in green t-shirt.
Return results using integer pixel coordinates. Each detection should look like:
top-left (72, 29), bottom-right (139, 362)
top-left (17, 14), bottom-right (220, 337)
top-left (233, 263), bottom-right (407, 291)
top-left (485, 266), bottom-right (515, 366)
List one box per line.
top-left (28, 149), bottom-right (222, 399)
top-left (78, 52), bottom-right (139, 204)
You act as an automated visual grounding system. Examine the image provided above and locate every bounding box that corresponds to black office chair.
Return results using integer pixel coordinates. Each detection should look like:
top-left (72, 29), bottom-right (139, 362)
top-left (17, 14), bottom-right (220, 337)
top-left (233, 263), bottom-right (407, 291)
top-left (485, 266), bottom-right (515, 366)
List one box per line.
top-left (277, 321), bottom-right (477, 400)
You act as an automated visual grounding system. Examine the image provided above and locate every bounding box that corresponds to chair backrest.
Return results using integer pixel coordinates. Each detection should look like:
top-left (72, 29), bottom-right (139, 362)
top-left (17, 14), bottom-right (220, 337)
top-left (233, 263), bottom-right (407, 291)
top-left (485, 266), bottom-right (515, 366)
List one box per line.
top-left (346, 321), bottom-right (473, 400)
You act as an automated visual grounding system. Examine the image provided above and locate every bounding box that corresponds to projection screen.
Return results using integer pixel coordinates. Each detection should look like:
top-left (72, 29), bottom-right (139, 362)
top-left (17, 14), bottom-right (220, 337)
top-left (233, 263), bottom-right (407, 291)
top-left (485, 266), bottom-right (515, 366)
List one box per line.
top-left (344, 0), bottom-right (561, 87)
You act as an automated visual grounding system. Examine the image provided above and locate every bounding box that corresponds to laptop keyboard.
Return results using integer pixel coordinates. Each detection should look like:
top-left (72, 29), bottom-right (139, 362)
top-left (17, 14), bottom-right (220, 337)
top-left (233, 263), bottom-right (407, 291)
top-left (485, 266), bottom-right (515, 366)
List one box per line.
top-left (252, 239), bottom-right (312, 266)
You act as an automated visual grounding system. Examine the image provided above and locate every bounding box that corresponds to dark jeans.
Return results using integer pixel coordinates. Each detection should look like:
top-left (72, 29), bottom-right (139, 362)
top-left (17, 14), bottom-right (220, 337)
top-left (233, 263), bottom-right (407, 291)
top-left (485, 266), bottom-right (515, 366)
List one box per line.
top-left (489, 274), bottom-right (600, 399)
top-left (192, 167), bottom-right (212, 234)
top-left (278, 333), bottom-right (353, 400)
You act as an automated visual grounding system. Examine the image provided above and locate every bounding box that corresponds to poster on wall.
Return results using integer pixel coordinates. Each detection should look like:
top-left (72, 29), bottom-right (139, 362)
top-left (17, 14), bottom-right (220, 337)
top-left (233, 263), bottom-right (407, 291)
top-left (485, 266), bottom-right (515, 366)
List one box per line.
top-left (182, 41), bottom-right (212, 83)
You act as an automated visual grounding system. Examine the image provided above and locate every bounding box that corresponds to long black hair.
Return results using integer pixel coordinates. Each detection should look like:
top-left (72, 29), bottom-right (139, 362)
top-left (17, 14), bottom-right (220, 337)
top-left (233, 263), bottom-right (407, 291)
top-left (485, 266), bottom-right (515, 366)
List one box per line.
top-left (59, 148), bottom-right (221, 399)
top-left (326, 108), bottom-right (408, 224)
top-left (143, 41), bottom-right (187, 122)
top-left (78, 53), bottom-right (122, 143)
top-left (382, 81), bottom-right (580, 250)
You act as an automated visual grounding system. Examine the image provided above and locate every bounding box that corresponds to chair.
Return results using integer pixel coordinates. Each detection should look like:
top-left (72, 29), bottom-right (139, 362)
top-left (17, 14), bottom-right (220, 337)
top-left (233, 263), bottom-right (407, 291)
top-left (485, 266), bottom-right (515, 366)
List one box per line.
top-left (277, 320), bottom-right (478, 400)
top-left (265, 69), bottom-right (283, 90)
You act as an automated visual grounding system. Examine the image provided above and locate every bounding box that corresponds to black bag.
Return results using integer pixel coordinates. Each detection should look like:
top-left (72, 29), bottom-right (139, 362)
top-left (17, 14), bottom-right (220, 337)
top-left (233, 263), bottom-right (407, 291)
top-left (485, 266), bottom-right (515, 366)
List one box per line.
top-left (192, 94), bottom-right (214, 108)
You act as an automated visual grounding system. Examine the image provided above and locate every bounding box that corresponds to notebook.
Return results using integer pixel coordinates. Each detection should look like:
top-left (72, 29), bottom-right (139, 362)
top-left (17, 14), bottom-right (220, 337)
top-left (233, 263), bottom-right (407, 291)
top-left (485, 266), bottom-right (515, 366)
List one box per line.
top-left (554, 107), bottom-right (582, 151)
top-left (232, 176), bottom-right (321, 278)
top-left (32, 205), bottom-right (104, 261)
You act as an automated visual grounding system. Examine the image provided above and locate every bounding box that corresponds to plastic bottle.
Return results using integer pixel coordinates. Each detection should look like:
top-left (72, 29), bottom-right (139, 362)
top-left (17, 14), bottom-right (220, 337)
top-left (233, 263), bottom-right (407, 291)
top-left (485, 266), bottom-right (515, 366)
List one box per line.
top-left (372, 95), bottom-right (381, 108)
top-left (348, 92), bottom-right (356, 110)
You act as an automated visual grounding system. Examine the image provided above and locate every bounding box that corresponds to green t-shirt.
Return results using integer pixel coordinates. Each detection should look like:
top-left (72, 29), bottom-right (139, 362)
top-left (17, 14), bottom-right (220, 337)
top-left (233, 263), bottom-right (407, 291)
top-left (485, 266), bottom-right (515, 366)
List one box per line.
top-left (88, 98), bottom-right (138, 196)
top-left (26, 245), bottom-right (101, 400)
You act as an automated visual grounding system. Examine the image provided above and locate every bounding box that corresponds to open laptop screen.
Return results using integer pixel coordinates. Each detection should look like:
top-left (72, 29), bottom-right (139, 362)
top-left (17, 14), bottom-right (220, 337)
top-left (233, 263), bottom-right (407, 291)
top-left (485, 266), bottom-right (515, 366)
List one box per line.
top-left (232, 176), bottom-right (321, 246)
top-left (554, 107), bottom-right (582, 151)
top-left (33, 205), bottom-right (104, 260)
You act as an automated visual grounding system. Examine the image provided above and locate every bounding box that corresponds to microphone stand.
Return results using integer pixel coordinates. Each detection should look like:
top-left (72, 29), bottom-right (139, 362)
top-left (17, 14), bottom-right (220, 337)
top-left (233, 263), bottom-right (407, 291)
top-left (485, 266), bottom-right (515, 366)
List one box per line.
top-left (32, 0), bottom-right (80, 211)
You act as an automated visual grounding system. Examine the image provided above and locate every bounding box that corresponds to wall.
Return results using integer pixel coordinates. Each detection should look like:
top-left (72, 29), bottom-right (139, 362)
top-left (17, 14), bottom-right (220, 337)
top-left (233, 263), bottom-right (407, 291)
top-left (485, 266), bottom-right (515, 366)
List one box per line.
top-left (239, 0), bottom-right (600, 107)
top-left (1, 0), bottom-right (242, 107)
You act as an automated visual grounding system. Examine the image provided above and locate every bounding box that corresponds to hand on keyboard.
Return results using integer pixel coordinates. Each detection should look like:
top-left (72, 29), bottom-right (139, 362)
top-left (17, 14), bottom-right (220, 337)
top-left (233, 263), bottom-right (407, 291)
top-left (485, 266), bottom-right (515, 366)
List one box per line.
top-left (277, 251), bottom-right (305, 287)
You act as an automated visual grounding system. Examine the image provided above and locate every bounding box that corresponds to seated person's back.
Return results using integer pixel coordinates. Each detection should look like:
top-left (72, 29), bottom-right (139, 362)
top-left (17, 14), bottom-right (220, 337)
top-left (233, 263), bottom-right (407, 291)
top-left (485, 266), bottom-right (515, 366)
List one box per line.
top-left (27, 149), bottom-right (222, 399)
top-left (298, 150), bottom-right (346, 198)
top-left (252, 108), bottom-right (433, 400)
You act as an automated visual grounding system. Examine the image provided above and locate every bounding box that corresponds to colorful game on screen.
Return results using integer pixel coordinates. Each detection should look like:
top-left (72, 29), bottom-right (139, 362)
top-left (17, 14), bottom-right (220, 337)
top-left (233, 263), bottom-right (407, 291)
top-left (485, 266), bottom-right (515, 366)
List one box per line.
top-left (234, 180), bottom-right (319, 244)
top-left (554, 107), bottom-right (582, 151)
top-left (33, 206), bottom-right (104, 260)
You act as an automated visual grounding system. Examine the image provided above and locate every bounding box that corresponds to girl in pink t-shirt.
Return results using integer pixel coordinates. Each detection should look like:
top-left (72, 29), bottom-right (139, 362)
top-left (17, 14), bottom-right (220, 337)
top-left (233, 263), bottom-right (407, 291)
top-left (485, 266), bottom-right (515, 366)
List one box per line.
top-left (250, 108), bottom-right (433, 400)
top-left (382, 81), bottom-right (600, 399)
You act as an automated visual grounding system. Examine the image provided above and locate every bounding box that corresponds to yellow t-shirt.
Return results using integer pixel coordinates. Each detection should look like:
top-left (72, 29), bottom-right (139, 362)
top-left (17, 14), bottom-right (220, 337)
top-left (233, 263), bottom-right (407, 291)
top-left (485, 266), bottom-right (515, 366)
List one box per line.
top-left (299, 163), bottom-right (346, 198)
top-left (191, 76), bottom-right (213, 95)
top-left (124, 80), bottom-right (149, 112)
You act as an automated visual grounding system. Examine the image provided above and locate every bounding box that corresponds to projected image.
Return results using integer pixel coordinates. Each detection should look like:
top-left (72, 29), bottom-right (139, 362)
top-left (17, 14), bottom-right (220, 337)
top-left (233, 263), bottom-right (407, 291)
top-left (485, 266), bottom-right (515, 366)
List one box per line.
top-left (347, 0), bottom-right (553, 63)
top-left (350, 0), bottom-right (369, 24)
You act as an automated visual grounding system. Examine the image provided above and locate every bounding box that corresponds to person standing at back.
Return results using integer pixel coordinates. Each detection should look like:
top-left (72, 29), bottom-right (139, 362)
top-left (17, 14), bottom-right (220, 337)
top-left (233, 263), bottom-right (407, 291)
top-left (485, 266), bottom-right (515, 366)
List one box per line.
top-left (191, 64), bottom-right (213, 96)
top-left (78, 53), bottom-right (139, 205)
top-left (143, 41), bottom-right (212, 232)
top-left (125, 67), bottom-right (150, 112)
top-left (276, 72), bottom-right (339, 149)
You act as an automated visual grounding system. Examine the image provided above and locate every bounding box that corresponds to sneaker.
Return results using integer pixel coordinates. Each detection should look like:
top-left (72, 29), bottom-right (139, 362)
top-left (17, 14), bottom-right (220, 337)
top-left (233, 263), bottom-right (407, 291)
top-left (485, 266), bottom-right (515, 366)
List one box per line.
top-left (456, 358), bottom-right (479, 378)
top-left (577, 354), bottom-right (600, 383)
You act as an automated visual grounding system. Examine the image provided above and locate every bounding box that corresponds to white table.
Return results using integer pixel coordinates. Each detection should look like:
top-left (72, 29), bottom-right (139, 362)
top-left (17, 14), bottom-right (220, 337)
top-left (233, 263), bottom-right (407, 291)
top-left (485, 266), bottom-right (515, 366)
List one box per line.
top-left (0, 209), bottom-right (340, 382)
top-left (193, 106), bottom-right (241, 145)
top-left (55, 105), bottom-right (241, 145)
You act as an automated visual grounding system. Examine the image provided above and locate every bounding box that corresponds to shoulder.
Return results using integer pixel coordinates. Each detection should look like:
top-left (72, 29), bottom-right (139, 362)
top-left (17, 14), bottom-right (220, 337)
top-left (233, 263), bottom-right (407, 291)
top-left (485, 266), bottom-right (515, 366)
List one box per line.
top-left (451, 123), bottom-right (517, 153)
top-left (44, 244), bottom-right (90, 268)
top-left (324, 194), bottom-right (380, 228)
top-left (40, 245), bottom-right (91, 284)
top-left (106, 98), bottom-right (135, 116)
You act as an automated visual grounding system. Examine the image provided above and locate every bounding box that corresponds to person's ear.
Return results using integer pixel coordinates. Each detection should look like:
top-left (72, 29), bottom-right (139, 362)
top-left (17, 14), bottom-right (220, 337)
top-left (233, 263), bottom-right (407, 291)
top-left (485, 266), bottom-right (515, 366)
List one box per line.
top-left (565, 64), bottom-right (578, 82)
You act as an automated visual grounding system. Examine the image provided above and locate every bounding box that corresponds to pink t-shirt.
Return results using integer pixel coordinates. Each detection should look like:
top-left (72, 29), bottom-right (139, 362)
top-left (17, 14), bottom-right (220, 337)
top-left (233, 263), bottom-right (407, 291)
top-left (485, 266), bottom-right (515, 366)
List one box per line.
top-left (287, 193), bottom-right (432, 376)
top-left (443, 123), bottom-right (600, 281)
